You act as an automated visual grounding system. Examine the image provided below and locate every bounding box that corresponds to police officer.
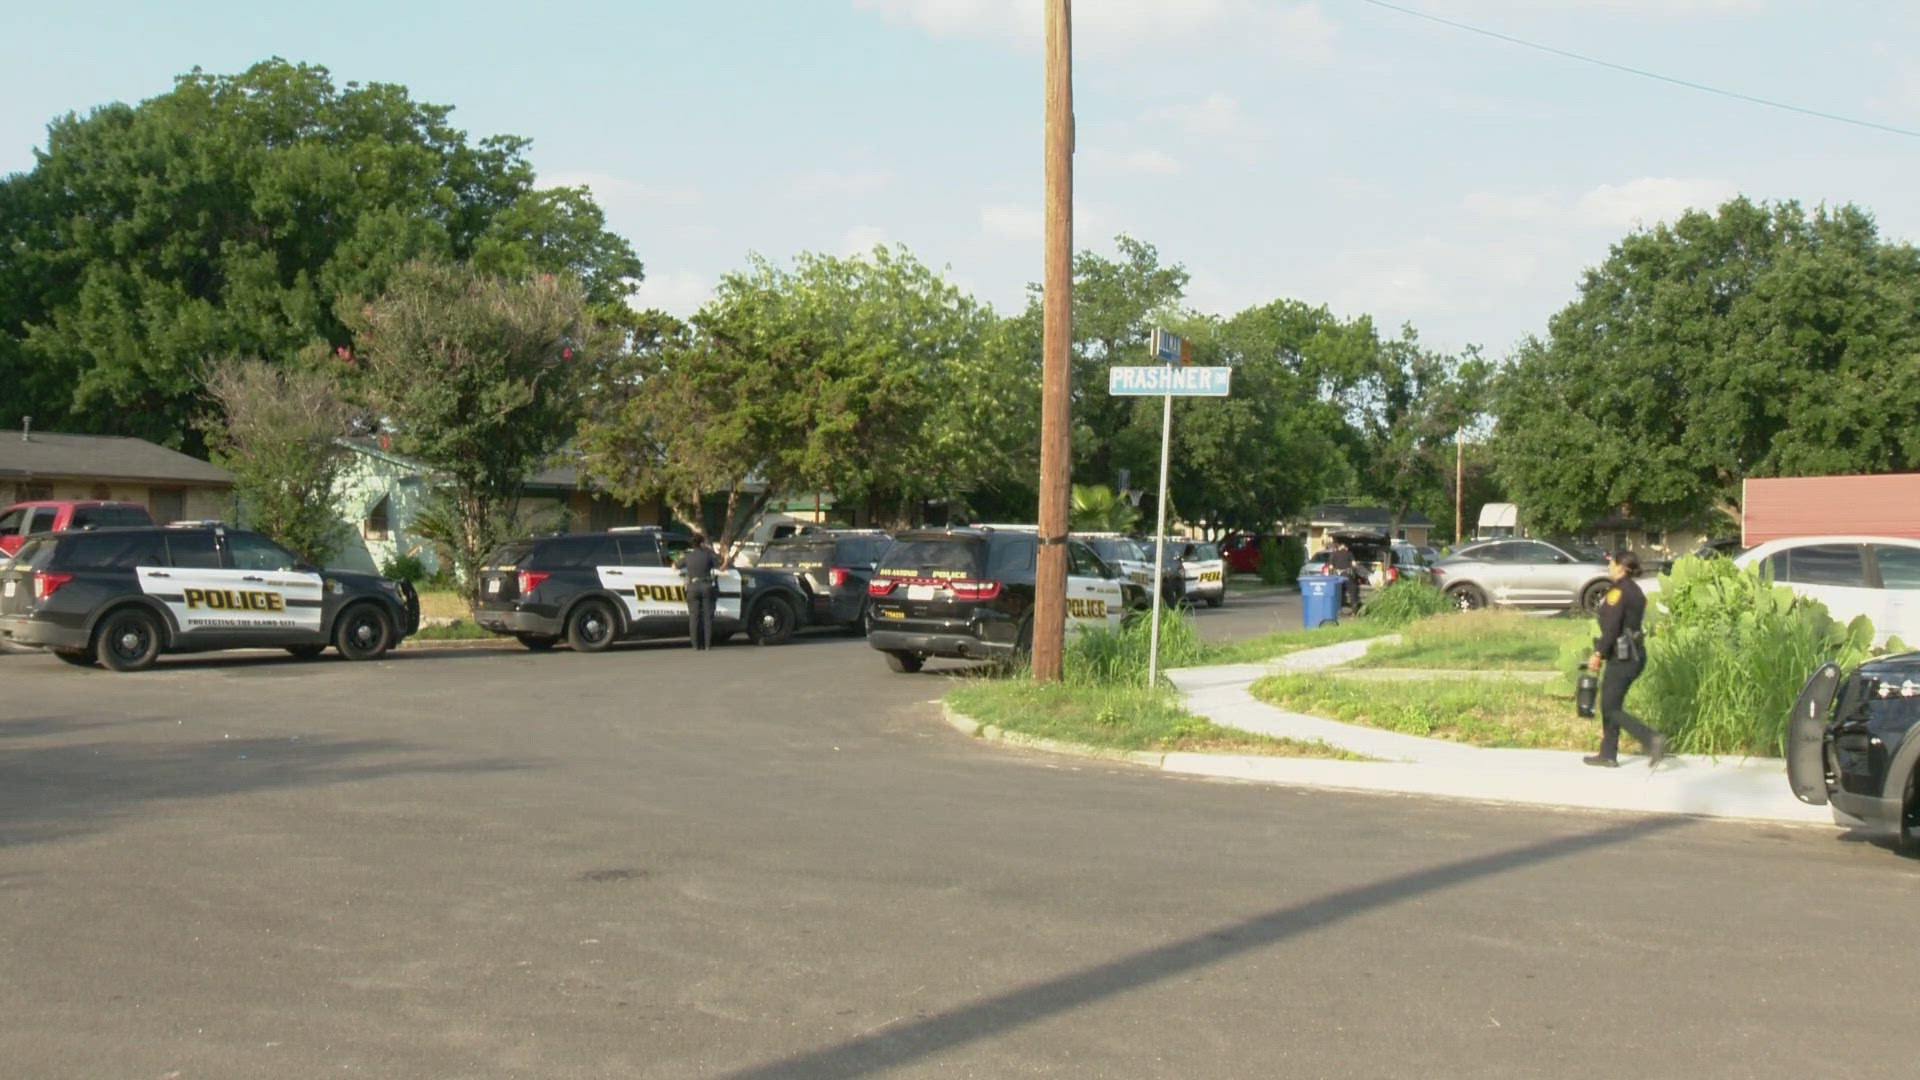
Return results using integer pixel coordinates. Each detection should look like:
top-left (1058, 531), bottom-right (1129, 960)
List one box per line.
top-left (678, 533), bottom-right (720, 651)
top-left (1585, 550), bottom-right (1670, 768)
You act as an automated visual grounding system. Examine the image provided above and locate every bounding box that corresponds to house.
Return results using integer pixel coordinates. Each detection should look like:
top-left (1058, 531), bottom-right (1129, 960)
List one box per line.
top-left (0, 426), bottom-right (233, 522)
top-left (331, 438), bottom-right (665, 575)
top-left (1301, 504), bottom-right (1434, 551)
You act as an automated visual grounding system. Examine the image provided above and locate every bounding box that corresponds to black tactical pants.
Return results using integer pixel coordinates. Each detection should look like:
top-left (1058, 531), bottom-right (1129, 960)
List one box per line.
top-left (687, 580), bottom-right (717, 650)
top-left (1597, 656), bottom-right (1659, 759)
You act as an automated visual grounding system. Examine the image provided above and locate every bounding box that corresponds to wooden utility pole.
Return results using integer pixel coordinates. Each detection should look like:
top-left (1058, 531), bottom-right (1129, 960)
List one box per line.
top-left (1032, 0), bottom-right (1073, 682)
top-left (1454, 425), bottom-right (1464, 546)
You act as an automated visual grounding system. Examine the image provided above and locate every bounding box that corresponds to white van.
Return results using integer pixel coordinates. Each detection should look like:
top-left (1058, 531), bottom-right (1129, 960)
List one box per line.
top-left (1733, 536), bottom-right (1920, 644)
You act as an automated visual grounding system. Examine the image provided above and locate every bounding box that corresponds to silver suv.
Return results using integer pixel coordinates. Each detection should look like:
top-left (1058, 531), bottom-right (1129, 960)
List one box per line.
top-left (1430, 538), bottom-right (1614, 613)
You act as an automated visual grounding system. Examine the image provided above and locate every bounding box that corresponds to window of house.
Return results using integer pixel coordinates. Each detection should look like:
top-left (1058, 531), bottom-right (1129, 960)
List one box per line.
top-left (20, 483), bottom-right (51, 501)
top-left (363, 496), bottom-right (391, 541)
top-left (148, 487), bottom-right (185, 524)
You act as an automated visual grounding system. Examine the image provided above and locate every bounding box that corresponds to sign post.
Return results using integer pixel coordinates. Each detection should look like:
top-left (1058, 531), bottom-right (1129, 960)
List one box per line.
top-left (1109, 332), bottom-right (1231, 687)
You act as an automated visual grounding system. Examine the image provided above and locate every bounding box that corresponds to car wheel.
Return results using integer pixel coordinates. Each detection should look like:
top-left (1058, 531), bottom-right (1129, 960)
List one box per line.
top-left (515, 633), bottom-right (559, 652)
top-left (747, 595), bottom-right (797, 646)
top-left (1579, 580), bottom-right (1611, 614)
top-left (884, 650), bottom-right (924, 674)
top-left (711, 630), bottom-right (736, 646)
top-left (52, 648), bottom-right (98, 668)
top-left (285, 644), bottom-right (327, 660)
top-left (94, 607), bottom-right (164, 672)
top-left (334, 603), bottom-right (395, 661)
top-left (1205, 595), bottom-right (1223, 609)
top-left (1447, 583), bottom-right (1488, 611)
top-left (566, 600), bottom-right (618, 653)
top-left (1899, 768), bottom-right (1919, 854)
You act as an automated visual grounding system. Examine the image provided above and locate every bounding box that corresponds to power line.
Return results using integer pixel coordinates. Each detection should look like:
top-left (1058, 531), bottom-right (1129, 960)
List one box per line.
top-left (1353, 0), bottom-right (1920, 140)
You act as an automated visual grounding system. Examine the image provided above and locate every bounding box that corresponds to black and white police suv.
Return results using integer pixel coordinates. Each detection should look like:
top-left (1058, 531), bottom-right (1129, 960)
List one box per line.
top-left (471, 528), bottom-right (813, 651)
top-left (753, 529), bottom-right (893, 632)
top-left (864, 526), bottom-right (1137, 673)
top-left (0, 525), bottom-right (420, 671)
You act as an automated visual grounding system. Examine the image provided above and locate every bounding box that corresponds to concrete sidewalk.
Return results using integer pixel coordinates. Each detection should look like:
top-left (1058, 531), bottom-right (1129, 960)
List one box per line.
top-left (1163, 637), bottom-right (1831, 826)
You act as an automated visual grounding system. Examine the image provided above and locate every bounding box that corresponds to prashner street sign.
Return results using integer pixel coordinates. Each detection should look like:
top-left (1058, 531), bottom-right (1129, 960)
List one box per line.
top-left (1106, 365), bottom-right (1232, 396)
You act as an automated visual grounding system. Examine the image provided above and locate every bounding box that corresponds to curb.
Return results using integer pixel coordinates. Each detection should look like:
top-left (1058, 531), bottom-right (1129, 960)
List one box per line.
top-left (941, 704), bottom-right (1166, 768)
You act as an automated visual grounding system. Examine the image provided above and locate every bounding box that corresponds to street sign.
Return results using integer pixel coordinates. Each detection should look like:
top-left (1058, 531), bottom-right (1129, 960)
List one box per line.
top-left (1107, 366), bottom-right (1232, 396)
top-left (1149, 327), bottom-right (1188, 364)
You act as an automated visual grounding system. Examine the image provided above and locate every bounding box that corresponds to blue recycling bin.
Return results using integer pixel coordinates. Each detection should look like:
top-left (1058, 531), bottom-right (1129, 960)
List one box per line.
top-left (1298, 573), bottom-right (1345, 628)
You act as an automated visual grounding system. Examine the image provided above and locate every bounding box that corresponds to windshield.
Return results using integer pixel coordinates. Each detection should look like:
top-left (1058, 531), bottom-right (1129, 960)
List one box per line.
top-left (877, 538), bottom-right (984, 579)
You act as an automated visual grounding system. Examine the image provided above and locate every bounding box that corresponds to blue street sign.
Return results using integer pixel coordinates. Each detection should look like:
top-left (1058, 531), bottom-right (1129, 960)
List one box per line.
top-left (1149, 327), bottom-right (1183, 364)
top-left (1107, 366), bottom-right (1232, 396)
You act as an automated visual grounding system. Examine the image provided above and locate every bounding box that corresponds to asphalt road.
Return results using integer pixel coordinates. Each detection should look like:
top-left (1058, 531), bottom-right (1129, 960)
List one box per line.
top-left (4, 604), bottom-right (1918, 1079)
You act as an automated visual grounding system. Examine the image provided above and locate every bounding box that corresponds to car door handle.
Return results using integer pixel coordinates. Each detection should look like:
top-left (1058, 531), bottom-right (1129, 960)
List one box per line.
top-left (605, 569), bottom-right (626, 576)
top-left (242, 575), bottom-right (266, 582)
top-left (148, 571), bottom-right (171, 579)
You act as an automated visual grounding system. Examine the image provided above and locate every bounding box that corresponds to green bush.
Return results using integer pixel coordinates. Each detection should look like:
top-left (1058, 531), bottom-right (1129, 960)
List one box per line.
top-left (1257, 535), bottom-right (1306, 587)
top-left (1065, 607), bottom-right (1208, 687)
top-left (1636, 556), bottom-right (1880, 757)
top-left (379, 553), bottom-right (429, 583)
top-left (1359, 580), bottom-right (1454, 626)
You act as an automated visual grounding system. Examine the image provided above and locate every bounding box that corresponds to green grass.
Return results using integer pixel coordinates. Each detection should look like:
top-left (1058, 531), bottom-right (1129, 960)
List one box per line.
top-left (1194, 619), bottom-right (1389, 665)
top-left (410, 619), bottom-right (496, 641)
top-left (946, 679), bottom-right (1371, 758)
top-left (1250, 671), bottom-right (1594, 750)
top-left (1347, 610), bottom-right (1595, 671)
top-left (416, 589), bottom-right (470, 622)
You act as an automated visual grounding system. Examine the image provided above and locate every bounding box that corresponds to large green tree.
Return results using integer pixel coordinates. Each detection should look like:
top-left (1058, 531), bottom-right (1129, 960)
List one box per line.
top-left (1342, 333), bottom-right (1490, 538)
top-left (198, 353), bottom-right (355, 566)
top-left (0, 59), bottom-right (641, 449)
top-left (1495, 197), bottom-right (1920, 534)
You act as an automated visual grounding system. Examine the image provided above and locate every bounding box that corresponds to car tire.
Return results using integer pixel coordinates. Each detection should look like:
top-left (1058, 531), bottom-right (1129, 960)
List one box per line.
top-left (1899, 768), bottom-right (1919, 855)
top-left (94, 607), bottom-right (164, 672)
top-left (746, 595), bottom-right (797, 646)
top-left (1205, 595), bottom-right (1223, 609)
top-left (334, 603), bottom-right (395, 661)
top-left (566, 600), bottom-right (618, 653)
top-left (884, 650), bottom-right (924, 674)
top-left (52, 648), bottom-right (98, 668)
top-left (711, 629), bottom-right (736, 646)
top-left (1578, 580), bottom-right (1611, 614)
top-left (1448, 584), bottom-right (1488, 611)
top-left (515, 633), bottom-right (559, 652)
top-left (285, 644), bottom-right (327, 660)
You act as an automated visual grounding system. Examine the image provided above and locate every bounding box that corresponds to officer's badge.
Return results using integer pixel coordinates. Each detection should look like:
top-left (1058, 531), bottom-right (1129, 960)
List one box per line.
top-left (1605, 588), bottom-right (1622, 606)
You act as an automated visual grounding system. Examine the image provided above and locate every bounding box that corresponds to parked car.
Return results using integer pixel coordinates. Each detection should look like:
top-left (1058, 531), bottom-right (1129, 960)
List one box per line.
top-left (865, 526), bottom-right (1139, 672)
top-left (1734, 536), bottom-right (1920, 646)
top-left (472, 529), bottom-right (812, 651)
top-left (1079, 533), bottom-right (1184, 607)
top-left (1, 500), bottom-right (154, 557)
top-left (1370, 543), bottom-right (1434, 588)
top-left (1145, 536), bottom-right (1226, 608)
top-left (1786, 654), bottom-right (1920, 851)
top-left (0, 524), bottom-right (418, 670)
top-left (1429, 537), bottom-right (1621, 613)
top-left (752, 529), bottom-right (892, 631)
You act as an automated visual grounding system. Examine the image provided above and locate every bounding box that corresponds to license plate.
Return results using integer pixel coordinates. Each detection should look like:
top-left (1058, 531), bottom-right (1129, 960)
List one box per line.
top-left (907, 584), bottom-right (936, 601)
top-left (2, 579), bottom-right (12, 598)
top-left (879, 609), bottom-right (906, 619)
top-left (486, 578), bottom-right (502, 595)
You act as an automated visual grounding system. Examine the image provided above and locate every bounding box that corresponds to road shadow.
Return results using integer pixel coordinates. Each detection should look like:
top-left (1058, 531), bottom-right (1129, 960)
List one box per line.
top-left (721, 815), bottom-right (1686, 1080)
top-left (0, 735), bottom-right (535, 849)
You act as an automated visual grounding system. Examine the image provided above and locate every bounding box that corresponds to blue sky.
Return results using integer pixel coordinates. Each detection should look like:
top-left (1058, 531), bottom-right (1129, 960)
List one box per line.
top-left (5, 1), bottom-right (1919, 355)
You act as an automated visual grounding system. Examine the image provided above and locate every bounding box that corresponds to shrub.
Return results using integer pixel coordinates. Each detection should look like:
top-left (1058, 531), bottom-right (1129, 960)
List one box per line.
top-left (1257, 535), bottom-right (1306, 587)
top-left (379, 553), bottom-right (429, 583)
top-left (1359, 580), bottom-right (1454, 626)
top-left (1636, 556), bottom-right (1880, 757)
top-left (1065, 607), bottom-right (1207, 687)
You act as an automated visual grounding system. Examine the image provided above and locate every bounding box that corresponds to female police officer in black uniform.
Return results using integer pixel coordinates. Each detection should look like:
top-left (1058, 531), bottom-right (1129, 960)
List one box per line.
top-left (1585, 551), bottom-right (1670, 768)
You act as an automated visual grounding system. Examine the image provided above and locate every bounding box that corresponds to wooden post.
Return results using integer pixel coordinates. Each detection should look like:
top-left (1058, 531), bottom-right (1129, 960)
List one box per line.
top-left (1032, 0), bottom-right (1073, 682)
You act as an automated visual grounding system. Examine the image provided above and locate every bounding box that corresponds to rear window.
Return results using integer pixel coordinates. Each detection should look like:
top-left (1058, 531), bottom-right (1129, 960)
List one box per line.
top-left (1875, 545), bottom-right (1920, 589)
top-left (70, 505), bottom-right (152, 529)
top-left (879, 538), bottom-right (985, 579)
top-left (537, 536), bottom-right (619, 568)
top-left (484, 542), bottom-right (536, 569)
top-left (834, 537), bottom-right (887, 566)
top-left (63, 532), bottom-right (167, 569)
top-left (9, 537), bottom-right (56, 570)
top-left (758, 542), bottom-right (835, 569)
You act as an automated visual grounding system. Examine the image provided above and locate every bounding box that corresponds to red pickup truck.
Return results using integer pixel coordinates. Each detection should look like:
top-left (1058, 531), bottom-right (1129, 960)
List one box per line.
top-left (0, 500), bottom-right (155, 557)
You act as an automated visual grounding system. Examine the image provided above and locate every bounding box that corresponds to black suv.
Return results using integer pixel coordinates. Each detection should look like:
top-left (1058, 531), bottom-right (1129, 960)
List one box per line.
top-left (1788, 654), bottom-right (1920, 851)
top-left (752, 529), bottom-right (892, 632)
top-left (471, 528), bottom-right (812, 651)
top-left (865, 527), bottom-right (1141, 673)
top-left (0, 525), bottom-right (419, 671)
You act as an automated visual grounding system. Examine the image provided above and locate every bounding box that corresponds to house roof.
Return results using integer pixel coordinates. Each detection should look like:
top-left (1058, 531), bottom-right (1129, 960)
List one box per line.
top-left (0, 430), bottom-right (232, 485)
top-left (1308, 504), bottom-right (1434, 528)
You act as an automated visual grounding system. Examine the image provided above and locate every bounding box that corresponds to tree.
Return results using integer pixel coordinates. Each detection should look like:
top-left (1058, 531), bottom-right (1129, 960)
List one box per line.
top-left (1341, 333), bottom-right (1490, 538)
top-left (346, 261), bottom-right (608, 585)
top-left (1069, 484), bottom-right (1139, 532)
top-left (0, 59), bottom-right (641, 449)
top-left (1494, 197), bottom-right (1920, 534)
top-left (198, 354), bottom-right (354, 565)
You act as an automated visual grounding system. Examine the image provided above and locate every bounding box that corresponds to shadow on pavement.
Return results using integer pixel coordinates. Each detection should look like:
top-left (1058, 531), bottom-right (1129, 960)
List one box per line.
top-left (0, 735), bottom-right (535, 849)
top-left (722, 814), bottom-right (1687, 1080)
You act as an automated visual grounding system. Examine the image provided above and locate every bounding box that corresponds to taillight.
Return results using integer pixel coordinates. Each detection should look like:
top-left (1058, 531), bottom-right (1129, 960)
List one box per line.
top-left (517, 570), bottom-right (550, 595)
top-left (1387, 567), bottom-right (1400, 583)
top-left (868, 577), bottom-right (896, 597)
top-left (829, 567), bottom-right (850, 588)
top-left (950, 579), bottom-right (1002, 601)
top-left (34, 571), bottom-right (73, 600)
top-left (1430, 567), bottom-right (1446, 581)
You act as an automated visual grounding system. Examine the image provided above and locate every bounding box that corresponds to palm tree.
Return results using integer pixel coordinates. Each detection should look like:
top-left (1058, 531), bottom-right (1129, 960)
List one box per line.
top-left (1070, 484), bottom-right (1140, 533)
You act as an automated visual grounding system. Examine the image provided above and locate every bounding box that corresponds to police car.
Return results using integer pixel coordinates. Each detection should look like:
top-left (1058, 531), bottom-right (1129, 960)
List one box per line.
top-left (471, 528), bottom-right (812, 651)
top-left (1147, 536), bottom-right (1226, 608)
top-left (865, 526), bottom-right (1138, 673)
top-left (0, 524), bottom-right (420, 671)
top-left (1076, 532), bottom-right (1184, 607)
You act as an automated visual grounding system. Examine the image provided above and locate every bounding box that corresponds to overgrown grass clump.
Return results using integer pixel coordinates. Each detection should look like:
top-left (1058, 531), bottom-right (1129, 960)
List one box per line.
top-left (1358, 580), bottom-right (1455, 626)
top-left (1351, 610), bottom-right (1594, 670)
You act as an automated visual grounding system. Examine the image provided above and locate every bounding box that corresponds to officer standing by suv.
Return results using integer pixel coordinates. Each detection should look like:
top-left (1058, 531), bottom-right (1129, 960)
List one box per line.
top-left (1584, 551), bottom-right (1670, 768)
top-left (677, 533), bottom-right (720, 650)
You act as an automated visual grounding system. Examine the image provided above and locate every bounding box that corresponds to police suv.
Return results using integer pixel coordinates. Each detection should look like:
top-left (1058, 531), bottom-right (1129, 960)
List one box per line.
top-left (0, 525), bottom-right (420, 671)
top-left (471, 528), bottom-right (812, 651)
top-left (865, 526), bottom-right (1140, 673)
top-left (1078, 532), bottom-right (1185, 608)
top-left (1146, 536), bottom-right (1226, 608)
